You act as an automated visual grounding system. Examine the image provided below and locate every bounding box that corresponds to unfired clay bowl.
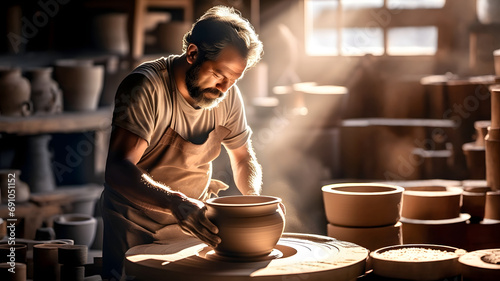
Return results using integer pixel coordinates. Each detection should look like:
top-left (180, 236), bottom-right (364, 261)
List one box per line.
top-left (53, 213), bottom-right (97, 247)
top-left (370, 244), bottom-right (466, 280)
top-left (322, 183), bottom-right (404, 227)
top-left (205, 195), bottom-right (285, 259)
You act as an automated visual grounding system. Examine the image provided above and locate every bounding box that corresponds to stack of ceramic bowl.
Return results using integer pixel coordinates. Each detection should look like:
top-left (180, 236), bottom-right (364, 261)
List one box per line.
top-left (322, 183), bottom-right (404, 251)
top-left (400, 185), bottom-right (470, 248)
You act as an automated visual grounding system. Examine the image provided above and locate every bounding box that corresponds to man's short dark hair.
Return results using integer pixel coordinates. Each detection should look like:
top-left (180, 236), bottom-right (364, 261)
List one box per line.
top-left (183, 6), bottom-right (263, 70)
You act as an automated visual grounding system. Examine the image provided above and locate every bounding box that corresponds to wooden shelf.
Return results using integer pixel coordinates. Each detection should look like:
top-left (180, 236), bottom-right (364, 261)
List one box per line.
top-left (0, 107), bottom-right (113, 135)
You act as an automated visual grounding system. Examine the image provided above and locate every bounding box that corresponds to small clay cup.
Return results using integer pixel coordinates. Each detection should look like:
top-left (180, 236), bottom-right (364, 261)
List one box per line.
top-left (206, 195), bottom-right (285, 259)
top-left (53, 214), bottom-right (97, 247)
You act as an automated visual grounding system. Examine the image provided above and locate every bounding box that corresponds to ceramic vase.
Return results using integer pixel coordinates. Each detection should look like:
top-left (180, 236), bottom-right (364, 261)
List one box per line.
top-left (54, 60), bottom-right (104, 111)
top-left (53, 214), bottom-right (97, 247)
top-left (0, 67), bottom-right (31, 117)
top-left (205, 195), bottom-right (285, 258)
top-left (92, 13), bottom-right (129, 55)
top-left (322, 183), bottom-right (404, 227)
top-left (25, 67), bottom-right (63, 114)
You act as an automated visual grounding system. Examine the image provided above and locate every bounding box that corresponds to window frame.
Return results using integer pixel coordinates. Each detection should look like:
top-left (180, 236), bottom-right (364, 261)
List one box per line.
top-left (305, 0), bottom-right (449, 57)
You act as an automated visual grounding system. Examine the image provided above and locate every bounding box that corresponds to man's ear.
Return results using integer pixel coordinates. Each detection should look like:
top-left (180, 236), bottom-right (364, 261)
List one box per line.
top-left (186, 44), bottom-right (198, 64)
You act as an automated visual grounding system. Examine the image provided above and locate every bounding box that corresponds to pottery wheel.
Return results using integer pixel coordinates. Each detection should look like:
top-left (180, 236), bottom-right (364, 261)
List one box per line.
top-left (124, 233), bottom-right (368, 281)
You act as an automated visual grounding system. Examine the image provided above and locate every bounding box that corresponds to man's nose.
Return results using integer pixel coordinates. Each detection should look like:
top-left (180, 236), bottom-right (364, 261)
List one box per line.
top-left (216, 79), bottom-right (231, 93)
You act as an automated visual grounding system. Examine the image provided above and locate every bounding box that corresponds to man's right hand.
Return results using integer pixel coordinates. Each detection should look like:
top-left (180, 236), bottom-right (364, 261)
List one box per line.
top-left (169, 194), bottom-right (221, 248)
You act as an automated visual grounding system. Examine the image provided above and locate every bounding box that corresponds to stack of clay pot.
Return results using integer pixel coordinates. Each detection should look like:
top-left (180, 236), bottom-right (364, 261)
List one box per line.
top-left (0, 243), bottom-right (27, 281)
top-left (58, 245), bottom-right (88, 281)
top-left (399, 185), bottom-right (469, 248)
top-left (54, 59), bottom-right (104, 112)
top-left (462, 120), bottom-right (490, 179)
top-left (322, 183), bottom-right (404, 251)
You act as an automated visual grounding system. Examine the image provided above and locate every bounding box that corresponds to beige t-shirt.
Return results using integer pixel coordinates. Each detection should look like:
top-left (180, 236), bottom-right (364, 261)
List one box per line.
top-left (112, 56), bottom-right (251, 155)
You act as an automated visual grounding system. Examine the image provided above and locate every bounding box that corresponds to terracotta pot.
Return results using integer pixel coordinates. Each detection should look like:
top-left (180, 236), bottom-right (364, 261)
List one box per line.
top-left (157, 21), bottom-right (192, 54)
top-left (402, 186), bottom-right (463, 220)
top-left (0, 67), bottom-right (31, 117)
top-left (322, 183), bottom-right (404, 227)
top-left (484, 191), bottom-right (500, 220)
top-left (0, 169), bottom-right (30, 204)
top-left (474, 120), bottom-right (491, 146)
top-left (33, 243), bottom-right (65, 281)
top-left (205, 195), bottom-right (285, 259)
top-left (370, 244), bottom-right (465, 280)
top-left (327, 222), bottom-right (401, 251)
top-left (53, 214), bottom-right (97, 247)
top-left (462, 189), bottom-right (488, 222)
top-left (400, 214), bottom-right (470, 248)
top-left (54, 60), bottom-right (104, 111)
top-left (0, 262), bottom-right (26, 281)
top-left (0, 243), bottom-right (27, 263)
top-left (92, 13), bottom-right (129, 55)
top-left (460, 248), bottom-right (500, 281)
top-left (462, 142), bottom-right (486, 180)
top-left (25, 67), bottom-right (63, 114)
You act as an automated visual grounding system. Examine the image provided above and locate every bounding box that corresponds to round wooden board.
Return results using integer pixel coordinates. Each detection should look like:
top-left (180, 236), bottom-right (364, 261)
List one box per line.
top-left (124, 233), bottom-right (368, 281)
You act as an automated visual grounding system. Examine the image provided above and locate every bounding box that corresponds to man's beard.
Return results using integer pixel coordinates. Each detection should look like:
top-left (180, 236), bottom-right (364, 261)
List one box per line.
top-left (185, 59), bottom-right (226, 109)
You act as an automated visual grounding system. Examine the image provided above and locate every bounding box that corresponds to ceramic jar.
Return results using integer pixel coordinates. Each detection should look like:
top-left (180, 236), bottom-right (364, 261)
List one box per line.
top-left (205, 195), bottom-right (285, 258)
top-left (53, 214), bottom-right (97, 247)
top-left (0, 67), bottom-right (31, 117)
top-left (25, 67), bottom-right (63, 114)
top-left (92, 13), bottom-right (129, 55)
top-left (54, 60), bottom-right (104, 111)
top-left (322, 183), bottom-right (404, 227)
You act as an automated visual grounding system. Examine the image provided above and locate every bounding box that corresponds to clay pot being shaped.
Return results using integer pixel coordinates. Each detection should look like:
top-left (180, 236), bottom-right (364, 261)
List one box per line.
top-left (53, 214), bottom-right (97, 247)
top-left (0, 67), bottom-right (31, 116)
top-left (205, 195), bottom-right (285, 259)
top-left (54, 60), bottom-right (104, 111)
top-left (25, 67), bottom-right (63, 114)
top-left (322, 183), bottom-right (404, 227)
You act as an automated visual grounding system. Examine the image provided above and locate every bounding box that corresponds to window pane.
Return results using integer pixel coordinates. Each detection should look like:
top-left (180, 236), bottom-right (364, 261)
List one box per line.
top-left (306, 0), bottom-right (339, 55)
top-left (387, 0), bottom-right (446, 9)
top-left (307, 29), bottom-right (338, 55)
top-left (387, 26), bottom-right (438, 55)
top-left (341, 0), bottom-right (383, 10)
top-left (341, 27), bottom-right (384, 56)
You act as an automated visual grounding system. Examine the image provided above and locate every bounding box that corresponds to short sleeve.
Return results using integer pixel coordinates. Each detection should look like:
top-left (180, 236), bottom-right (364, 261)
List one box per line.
top-left (112, 73), bottom-right (157, 145)
top-left (221, 85), bottom-right (252, 150)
